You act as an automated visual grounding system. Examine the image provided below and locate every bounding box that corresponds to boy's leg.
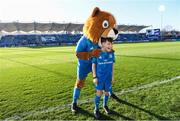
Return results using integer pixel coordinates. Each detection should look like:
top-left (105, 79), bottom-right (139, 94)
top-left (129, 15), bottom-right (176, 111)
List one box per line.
top-left (103, 92), bottom-right (109, 107)
top-left (103, 91), bottom-right (111, 114)
top-left (109, 86), bottom-right (113, 95)
top-left (94, 90), bottom-right (102, 110)
top-left (109, 86), bottom-right (116, 98)
top-left (94, 90), bottom-right (102, 119)
top-left (103, 80), bottom-right (112, 114)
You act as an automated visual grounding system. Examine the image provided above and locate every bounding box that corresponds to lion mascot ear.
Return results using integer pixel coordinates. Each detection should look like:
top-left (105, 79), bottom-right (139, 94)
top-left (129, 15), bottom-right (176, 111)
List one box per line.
top-left (91, 7), bottom-right (100, 17)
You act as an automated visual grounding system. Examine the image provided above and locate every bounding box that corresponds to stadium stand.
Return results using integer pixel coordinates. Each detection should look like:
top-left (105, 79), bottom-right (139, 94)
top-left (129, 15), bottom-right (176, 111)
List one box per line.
top-left (0, 34), bottom-right (83, 47)
top-left (0, 22), bottom-right (147, 33)
top-left (0, 22), bottom-right (179, 47)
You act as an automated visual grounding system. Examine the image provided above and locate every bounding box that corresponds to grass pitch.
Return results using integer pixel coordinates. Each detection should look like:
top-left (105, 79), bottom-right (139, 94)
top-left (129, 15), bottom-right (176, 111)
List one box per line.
top-left (0, 42), bottom-right (180, 120)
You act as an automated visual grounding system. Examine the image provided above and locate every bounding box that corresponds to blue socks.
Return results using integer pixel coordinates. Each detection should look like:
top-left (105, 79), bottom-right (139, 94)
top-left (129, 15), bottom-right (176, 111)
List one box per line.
top-left (103, 95), bottom-right (109, 107)
top-left (72, 88), bottom-right (80, 104)
top-left (95, 94), bottom-right (109, 110)
top-left (94, 95), bottom-right (101, 110)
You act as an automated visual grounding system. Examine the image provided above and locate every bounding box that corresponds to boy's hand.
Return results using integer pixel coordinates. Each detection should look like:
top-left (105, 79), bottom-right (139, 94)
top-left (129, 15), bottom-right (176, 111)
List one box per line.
top-left (93, 78), bottom-right (98, 85)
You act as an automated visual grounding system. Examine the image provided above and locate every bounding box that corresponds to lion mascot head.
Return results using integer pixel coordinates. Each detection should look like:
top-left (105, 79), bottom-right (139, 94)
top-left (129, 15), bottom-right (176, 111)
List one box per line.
top-left (83, 7), bottom-right (118, 46)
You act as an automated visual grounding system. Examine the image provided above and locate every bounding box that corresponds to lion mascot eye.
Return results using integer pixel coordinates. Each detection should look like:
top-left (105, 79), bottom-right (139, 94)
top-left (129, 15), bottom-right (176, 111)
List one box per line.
top-left (102, 20), bottom-right (109, 28)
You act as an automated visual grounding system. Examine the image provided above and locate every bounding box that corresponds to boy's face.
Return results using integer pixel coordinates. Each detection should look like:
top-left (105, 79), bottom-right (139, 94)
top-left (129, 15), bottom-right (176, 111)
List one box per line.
top-left (101, 41), bottom-right (112, 52)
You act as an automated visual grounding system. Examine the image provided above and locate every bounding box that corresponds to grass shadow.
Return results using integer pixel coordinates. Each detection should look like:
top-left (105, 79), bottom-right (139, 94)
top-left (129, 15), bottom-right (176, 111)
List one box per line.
top-left (73, 105), bottom-right (132, 120)
top-left (111, 93), bottom-right (170, 120)
top-left (75, 107), bottom-right (115, 120)
top-left (110, 110), bottom-right (134, 120)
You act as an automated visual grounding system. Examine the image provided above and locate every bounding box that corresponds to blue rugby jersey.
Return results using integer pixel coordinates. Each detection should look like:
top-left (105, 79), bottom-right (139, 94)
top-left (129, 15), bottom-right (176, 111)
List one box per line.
top-left (76, 36), bottom-right (99, 53)
top-left (92, 51), bottom-right (115, 82)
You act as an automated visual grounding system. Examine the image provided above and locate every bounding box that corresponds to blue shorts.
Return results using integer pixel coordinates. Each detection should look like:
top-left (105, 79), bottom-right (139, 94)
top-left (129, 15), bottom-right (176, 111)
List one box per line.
top-left (95, 79), bottom-right (112, 92)
top-left (77, 59), bottom-right (92, 80)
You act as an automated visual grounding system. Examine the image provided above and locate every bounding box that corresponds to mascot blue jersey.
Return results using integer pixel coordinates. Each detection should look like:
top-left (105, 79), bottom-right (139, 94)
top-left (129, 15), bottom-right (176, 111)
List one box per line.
top-left (76, 36), bottom-right (99, 80)
top-left (76, 36), bottom-right (99, 53)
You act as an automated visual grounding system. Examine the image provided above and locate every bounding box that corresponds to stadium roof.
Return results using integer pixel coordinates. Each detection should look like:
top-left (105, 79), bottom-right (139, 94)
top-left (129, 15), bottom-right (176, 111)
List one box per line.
top-left (0, 22), bottom-right (148, 34)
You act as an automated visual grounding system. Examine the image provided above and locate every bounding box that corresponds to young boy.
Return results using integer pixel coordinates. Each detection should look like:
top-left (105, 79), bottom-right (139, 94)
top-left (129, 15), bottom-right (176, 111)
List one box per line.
top-left (92, 38), bottom-right (115, 119)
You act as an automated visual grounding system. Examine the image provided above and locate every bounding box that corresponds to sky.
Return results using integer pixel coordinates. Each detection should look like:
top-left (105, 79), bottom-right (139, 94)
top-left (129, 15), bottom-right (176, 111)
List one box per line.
top-left (0, 0), bottom-right (179, 30)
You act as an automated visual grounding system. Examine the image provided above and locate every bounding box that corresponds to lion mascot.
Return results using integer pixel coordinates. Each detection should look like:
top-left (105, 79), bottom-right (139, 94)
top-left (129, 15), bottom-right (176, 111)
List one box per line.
top-left (71, 7), bottom-right (118, 112)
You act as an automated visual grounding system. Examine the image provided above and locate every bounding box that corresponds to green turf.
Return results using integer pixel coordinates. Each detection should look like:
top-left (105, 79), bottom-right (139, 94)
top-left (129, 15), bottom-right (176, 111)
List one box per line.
top-left (0, 42), bottom-right (180, 120)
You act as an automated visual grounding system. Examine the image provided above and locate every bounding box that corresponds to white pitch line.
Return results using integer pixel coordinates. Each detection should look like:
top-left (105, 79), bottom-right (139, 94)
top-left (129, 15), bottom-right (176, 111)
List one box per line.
top-left (4, 76), bottom-right (180, 121)
top-left (115, 76), bottom-right (180, 96)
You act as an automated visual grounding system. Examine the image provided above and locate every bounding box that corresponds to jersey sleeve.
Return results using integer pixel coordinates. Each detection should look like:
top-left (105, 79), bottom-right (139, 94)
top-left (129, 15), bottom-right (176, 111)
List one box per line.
top-left (75, 36), bottom-right (87, 52)
top-left (91, 57), bottom-right (97, 64)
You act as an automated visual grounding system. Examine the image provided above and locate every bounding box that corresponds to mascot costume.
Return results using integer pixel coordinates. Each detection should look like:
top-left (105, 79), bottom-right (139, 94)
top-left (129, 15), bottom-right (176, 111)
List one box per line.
top-left (71, 7), bottom-right (118, 112)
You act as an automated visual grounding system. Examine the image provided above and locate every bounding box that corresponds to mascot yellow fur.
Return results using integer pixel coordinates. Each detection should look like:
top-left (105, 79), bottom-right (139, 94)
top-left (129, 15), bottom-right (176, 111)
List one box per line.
top-left (71, 7), bottom-right (118, 112)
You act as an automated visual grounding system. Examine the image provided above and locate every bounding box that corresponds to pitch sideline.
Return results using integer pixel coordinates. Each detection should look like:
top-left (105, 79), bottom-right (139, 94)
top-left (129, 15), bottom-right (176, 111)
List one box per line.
top-left (4, 76), bottom-right (180, 120)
